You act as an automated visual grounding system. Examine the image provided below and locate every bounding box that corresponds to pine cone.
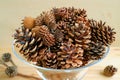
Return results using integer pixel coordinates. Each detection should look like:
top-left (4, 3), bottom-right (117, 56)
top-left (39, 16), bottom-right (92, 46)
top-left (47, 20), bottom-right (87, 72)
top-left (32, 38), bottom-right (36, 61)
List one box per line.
top-left (66, 22), bottom-right (91, 49)
top-left (104, 65), bottom-right (117, 77)
top-left (57, 41), bottom-right (84, 69)
top-left (90, 20), bottom-right (116, 46)
top-left (14, 27), bottom-right (35, 44)
top-left (53, 7), bottom-right (67, 21)
top-left (84, 41), bottom-right (106, 60)
top-left (62, 7), bottom-right (87, 26)
top-left (32, 26), bottom-right (49, 37)
top-left (53, 7), bottom-right (87, 26)
top-left (14, 27), bottom-right (44, 61)
top-left (32, 26), bottom-right (55, 47)
top-left (35, 11), bottom-right (56, 31)
top-left (42, 52), bottom-right (57, 68)
top-left (43, 11), bottom-right (57, 30)
top-left (43, 33), bottom-right (55, 47)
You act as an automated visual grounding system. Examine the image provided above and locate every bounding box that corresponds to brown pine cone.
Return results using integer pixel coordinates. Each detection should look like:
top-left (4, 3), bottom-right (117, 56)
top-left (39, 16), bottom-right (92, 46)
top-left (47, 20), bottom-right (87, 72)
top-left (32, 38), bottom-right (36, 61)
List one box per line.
top-left (62, 7), bottom-right (87, 26)
top-left (42, 52), bottom-right (57, 68)
top-left (32, 26), bottom-right (49, 37)
top-left (43, 11), bottom-right (57, 30)
top-left (32, 26), bottom-right (55, 47)
top-left (74, 23), bottom-right (91, 49)
top-left (53, 7), bottom-right (67, 22)
top-left (84, 41), bottom-right (106, 60)
top-left (66, 22), bottom-right (91, 49)
top-left (35, 11), bottom-right (56, 31)
top-left (90, 20), bottom-right (116, 46)
top-left (57, 41), bottom-right (84, 69)
top-left (53, 7), bottom-right (87, 26)
top-left (14, 27), bottom-right (44, 61)
top-left (104, 65), bottom-right (117, 77)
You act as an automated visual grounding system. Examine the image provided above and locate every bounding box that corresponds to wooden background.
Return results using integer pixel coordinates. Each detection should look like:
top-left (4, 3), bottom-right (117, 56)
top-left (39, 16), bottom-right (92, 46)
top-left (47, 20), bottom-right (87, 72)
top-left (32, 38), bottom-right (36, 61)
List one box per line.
top-left (0, 0), bottom-right (120, 80)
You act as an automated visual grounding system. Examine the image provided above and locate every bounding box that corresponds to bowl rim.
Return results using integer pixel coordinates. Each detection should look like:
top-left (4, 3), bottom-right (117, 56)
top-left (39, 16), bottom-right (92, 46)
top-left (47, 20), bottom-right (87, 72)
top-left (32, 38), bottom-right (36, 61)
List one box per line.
top-left (12, 40), bottom-right (110, 72)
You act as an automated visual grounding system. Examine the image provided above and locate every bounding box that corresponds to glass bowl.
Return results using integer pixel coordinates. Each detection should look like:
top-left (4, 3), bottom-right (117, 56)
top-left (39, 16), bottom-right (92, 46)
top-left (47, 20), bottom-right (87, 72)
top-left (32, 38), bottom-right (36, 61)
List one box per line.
top-left (12, 41), bottom-right (110, 80)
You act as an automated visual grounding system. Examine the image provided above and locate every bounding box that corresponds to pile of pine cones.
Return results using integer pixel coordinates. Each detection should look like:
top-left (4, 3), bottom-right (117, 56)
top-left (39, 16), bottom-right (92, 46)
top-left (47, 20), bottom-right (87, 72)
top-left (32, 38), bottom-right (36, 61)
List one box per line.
top-left (13, 7), bottom-right (116, 69)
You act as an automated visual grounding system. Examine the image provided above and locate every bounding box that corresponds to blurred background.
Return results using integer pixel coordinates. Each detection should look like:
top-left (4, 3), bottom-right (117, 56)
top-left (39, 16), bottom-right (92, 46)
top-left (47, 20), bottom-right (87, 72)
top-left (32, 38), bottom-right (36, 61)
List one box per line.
top-left (0, 0), bottom-right (120, 49)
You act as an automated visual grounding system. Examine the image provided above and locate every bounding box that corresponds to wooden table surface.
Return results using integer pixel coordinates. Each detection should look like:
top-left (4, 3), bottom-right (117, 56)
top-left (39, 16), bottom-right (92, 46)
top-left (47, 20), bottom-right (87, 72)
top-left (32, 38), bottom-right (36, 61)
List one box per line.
top-left (0, 47), bottom-right (120, 80)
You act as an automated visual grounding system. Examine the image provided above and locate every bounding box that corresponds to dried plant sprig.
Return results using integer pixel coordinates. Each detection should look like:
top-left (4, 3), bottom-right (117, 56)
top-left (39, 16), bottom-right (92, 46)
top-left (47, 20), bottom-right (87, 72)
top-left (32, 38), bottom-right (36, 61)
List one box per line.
top-left (2, 53), bottom-right (17, 67)
top-left (5, 66), bottom-right (18, 77)
top-left (0, 59), bottom-right (9, 67)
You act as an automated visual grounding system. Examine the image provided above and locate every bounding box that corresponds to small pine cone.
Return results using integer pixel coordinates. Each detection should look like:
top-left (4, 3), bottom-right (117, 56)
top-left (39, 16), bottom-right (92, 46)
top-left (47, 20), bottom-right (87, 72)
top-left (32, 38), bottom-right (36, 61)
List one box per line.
top-left (104, 65), bottom-right (117, 77)
top-left (43, 11), bottom-right (57, 30)
top-left (32, 26), bottom-right (49, 37)
top-left (32, 26), bottom-right (55, 47)
top-left (22, 16), bottom-right (35, 29)
top-left (14, 27), bottom-right (44, 61)
top-left (90, 20), bottom-right (116, 46)
top-left (84, 41), bottom-right (106, 60)
top-left (57, 41), bottom-right (84, 69)
top-left (41, 52), bottom-right (57, 68)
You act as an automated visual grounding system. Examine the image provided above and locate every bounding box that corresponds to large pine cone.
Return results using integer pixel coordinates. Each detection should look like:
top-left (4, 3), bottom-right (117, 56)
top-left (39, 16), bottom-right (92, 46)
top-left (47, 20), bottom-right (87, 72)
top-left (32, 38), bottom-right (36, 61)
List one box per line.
top-left (74, 23), bottom-right (91, 49)
top-left (90, 20), bottom-right (116, 46)
top-left (84, 41), bottom-right (106, 60)
top-left (57, 41), bottom-right (84, 69)
top-left (14, 27), bottom-right (44, 61)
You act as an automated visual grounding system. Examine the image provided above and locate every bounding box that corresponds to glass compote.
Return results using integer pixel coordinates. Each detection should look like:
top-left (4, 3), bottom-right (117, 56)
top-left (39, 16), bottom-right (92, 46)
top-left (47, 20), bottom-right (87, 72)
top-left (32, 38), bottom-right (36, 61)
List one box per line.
top-left (12, 41), bottom-right (110, 80)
